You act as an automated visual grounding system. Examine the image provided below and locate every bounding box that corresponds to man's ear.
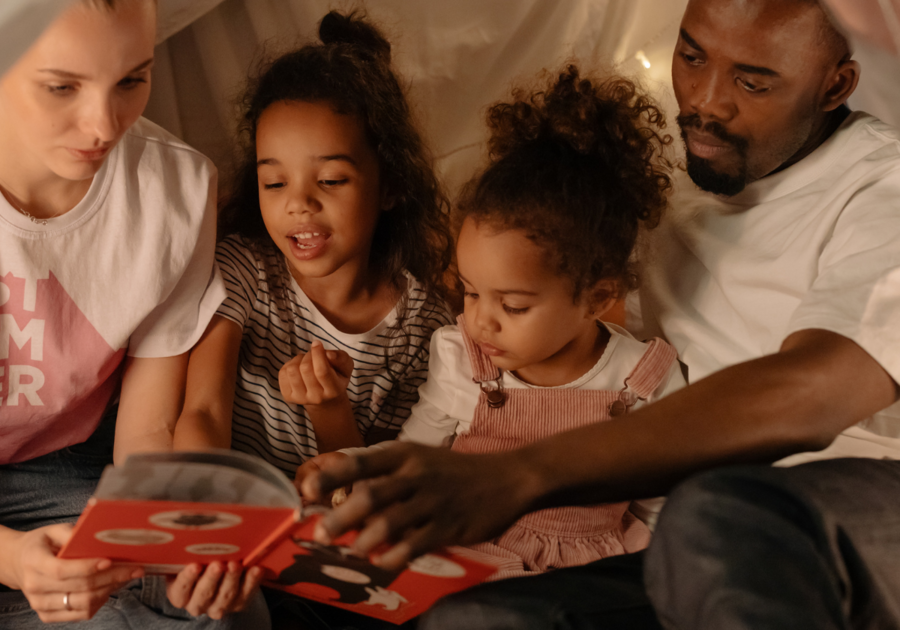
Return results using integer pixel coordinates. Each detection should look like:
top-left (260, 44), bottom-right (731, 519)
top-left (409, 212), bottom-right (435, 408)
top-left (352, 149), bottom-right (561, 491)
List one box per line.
top-left (820, 57), bottom-right (860, 111)
top-left (585, 279), bottom-right (620, 320)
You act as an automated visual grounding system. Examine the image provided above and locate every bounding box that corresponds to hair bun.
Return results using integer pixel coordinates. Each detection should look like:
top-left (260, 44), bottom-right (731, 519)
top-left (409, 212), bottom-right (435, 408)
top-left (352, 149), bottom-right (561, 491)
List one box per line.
top-left (318, 11), bottom-right (391, 63)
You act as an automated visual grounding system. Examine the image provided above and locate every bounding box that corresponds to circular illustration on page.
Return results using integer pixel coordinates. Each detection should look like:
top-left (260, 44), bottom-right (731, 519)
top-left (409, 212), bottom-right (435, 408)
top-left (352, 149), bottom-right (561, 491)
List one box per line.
top-left (408, 554), bottom-right (466, 578)
top-left (149, 510), bottom-right (242, 530)
top-left (185, 543), bottom-right (241, 555)
top-left (95, 529), bottom-right (174, 546)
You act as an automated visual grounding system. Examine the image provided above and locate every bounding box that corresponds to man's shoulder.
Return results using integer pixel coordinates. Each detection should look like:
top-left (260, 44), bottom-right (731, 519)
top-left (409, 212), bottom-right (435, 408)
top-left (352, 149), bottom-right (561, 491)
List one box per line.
top-left (835, 111), bottom-right (900, 161)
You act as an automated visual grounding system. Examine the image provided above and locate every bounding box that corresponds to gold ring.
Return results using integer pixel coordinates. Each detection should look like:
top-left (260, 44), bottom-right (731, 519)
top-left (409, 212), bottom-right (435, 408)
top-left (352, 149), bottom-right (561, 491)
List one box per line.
top-left (63, 592), bottom-right (72, 611)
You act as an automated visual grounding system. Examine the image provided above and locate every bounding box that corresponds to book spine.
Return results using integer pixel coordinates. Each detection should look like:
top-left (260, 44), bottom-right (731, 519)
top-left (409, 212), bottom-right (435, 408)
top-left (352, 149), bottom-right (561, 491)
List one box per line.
top-left (242, 508), bottom-right (301, 568)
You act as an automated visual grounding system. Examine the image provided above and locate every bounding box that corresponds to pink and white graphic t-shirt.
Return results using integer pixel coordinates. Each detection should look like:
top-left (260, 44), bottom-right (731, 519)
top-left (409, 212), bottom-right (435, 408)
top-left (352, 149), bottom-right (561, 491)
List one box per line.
top-left (0, 118), bottom-right (225, 464)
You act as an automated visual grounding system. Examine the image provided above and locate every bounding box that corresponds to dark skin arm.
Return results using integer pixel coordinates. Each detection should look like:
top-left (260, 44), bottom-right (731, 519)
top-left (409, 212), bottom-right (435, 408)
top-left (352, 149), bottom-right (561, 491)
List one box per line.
top-left (303, 329), bottom-right (899, 570)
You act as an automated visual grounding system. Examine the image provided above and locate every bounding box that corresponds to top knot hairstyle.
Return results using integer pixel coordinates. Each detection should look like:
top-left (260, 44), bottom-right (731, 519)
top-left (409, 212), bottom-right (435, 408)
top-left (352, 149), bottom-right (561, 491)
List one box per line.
top-left (459, 65), bottom-right (672, 302)
top-left (221, 10), bottom-right (452, 303)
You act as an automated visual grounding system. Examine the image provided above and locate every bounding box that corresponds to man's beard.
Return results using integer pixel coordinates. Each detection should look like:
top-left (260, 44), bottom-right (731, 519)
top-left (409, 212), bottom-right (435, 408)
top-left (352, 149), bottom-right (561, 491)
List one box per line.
top-left (677, 113), bottom-right (751, 196)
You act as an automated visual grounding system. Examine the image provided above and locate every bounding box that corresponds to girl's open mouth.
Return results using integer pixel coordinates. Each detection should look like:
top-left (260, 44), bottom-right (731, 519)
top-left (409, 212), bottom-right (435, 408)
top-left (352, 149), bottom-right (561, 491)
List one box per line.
top-left (288, 231), bottom-right (330, 260)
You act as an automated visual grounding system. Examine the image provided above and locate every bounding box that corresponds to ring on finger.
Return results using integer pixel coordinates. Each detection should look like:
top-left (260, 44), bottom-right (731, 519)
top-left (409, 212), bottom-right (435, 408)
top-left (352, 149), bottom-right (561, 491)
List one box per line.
top-left (63, 592), bottom-right (72, 611)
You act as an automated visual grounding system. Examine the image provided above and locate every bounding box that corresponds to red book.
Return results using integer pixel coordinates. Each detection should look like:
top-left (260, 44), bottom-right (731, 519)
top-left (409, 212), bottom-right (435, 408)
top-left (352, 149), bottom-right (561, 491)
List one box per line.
top-left (59, 450), bottom-right (497, 623)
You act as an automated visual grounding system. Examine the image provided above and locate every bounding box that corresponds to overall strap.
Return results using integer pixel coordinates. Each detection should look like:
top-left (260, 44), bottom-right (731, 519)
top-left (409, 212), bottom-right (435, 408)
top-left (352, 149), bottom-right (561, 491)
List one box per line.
top-left (456, 314), bottom-right (501, 384)
top-left (623, 338), bottom-right (679, 400)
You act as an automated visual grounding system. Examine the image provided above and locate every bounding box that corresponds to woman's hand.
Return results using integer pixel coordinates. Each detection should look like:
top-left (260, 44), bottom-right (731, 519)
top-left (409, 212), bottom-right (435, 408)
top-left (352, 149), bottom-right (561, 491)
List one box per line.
top-left (5, 524), bottom-right (142, 623)
top-left (279, 340), bottom-right (354, 408)
top-left (166, 562), bottom-right (264, 620)
top-left (295, 452), bottom-right (351, 503)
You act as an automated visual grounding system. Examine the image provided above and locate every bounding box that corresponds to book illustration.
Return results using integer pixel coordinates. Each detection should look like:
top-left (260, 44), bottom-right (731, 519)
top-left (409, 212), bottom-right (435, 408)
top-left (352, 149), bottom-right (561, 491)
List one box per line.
top-left (277, 539), bottom-right (402, 606)
top-left (94, 529), bottom-right (174, 546)
top-left (148, 509), bottom-right (242, 530)
top-left (275, 538), bottom-right (473, 613)
top-left (260, 515), bottom-right (499, 623)
top-left (185, 543), bottom-right (242, 555)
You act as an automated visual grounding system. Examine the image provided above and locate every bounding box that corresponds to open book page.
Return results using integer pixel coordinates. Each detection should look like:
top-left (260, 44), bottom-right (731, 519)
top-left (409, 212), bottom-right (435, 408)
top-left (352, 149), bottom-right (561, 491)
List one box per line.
top-left (93, 449), bottom-right (298, 507)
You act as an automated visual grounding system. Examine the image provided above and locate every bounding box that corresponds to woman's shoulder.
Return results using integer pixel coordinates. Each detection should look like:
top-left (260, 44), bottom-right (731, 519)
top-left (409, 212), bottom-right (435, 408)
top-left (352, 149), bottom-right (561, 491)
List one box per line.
top-left (122, 117), bottom-right (214, 172)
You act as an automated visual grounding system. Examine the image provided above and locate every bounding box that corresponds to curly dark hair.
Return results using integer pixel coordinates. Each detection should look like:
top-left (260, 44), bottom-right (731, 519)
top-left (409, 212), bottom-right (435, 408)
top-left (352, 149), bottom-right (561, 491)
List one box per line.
top-left (458, 65), bottom-right (672, 305)
top-left (220, 10), bottom-right (453, 308)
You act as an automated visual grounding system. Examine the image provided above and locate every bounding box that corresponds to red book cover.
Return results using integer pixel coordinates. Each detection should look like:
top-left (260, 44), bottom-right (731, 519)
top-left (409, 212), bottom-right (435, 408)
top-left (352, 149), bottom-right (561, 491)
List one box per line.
top-left (59, 498), bottom-right (299, 572)
top-left (58, 450), bottom-right (498, 623)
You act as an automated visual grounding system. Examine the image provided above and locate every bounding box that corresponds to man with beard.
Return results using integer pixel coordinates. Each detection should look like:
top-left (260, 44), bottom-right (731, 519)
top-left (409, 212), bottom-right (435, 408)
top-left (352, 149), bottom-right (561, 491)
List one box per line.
top-left (302, 0), bottom-right (900, 627)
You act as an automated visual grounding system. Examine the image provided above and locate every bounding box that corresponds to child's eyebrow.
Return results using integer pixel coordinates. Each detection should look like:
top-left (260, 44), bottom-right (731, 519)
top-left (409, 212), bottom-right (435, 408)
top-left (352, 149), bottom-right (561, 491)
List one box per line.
top-left (256, 155), bottom-right (359, 167)
top-left (459, 274), bottom-right (537, 296)
top-left (317, 154), bottom-right (358, 165)
top-left (496, 289), bottom-right (538, 296)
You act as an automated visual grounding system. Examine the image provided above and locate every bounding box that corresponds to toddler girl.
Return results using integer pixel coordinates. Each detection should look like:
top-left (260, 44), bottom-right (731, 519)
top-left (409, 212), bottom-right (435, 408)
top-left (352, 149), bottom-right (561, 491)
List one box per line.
top-left (304, 65), bottom-right (686, 580)
top-left (175, 11), bottom-right (454, 480)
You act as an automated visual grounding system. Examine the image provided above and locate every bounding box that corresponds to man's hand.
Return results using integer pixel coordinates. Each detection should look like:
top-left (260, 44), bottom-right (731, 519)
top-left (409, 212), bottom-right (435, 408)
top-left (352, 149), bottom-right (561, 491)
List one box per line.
top-left (6, 524), bottom-right (142, 623)
top-left (166, 562), bottom-right (263, 619)
top-left (279, 341), bottom-right (354, 407)
top-left (302, 444), bottom-right (534, 570)
top-left (295, 452), bottom-right (350, 503)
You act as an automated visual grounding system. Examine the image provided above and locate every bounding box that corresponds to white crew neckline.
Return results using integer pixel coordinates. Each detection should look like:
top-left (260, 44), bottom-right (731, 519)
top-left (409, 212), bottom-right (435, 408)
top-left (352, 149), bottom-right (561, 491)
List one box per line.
top-left (0, 144), bottom-right (117, 237)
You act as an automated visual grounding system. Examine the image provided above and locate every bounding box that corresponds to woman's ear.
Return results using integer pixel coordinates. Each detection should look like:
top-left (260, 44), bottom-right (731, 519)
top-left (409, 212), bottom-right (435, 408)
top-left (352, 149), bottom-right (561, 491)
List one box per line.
top-left (585, 279), bottom-right (620, 320)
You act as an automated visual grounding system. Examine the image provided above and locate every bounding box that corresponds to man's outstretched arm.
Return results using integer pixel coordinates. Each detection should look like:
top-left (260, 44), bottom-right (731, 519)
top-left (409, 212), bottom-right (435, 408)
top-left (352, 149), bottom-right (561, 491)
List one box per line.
top-left (304, 328), bottom-right (898, 569)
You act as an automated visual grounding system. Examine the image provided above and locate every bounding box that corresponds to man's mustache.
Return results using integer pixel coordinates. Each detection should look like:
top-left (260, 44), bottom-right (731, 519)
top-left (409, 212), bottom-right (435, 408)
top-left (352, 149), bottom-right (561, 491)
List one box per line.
top-left (677, 113), bottom-right (749, 152)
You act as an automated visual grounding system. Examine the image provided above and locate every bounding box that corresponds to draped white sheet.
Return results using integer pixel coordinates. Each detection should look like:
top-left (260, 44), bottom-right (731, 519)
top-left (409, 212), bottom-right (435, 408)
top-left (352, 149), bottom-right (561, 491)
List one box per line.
top-left (144, 0), bottom-right (688, 193)
top-left (1, 0), bottom-right (897, 193)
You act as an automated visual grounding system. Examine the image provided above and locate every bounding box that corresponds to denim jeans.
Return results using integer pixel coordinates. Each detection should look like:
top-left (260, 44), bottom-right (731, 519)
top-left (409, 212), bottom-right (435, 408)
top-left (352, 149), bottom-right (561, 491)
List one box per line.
top-left (645, 459), bottom-right (900, 630)
top-left (419, 552), bottom-right (661, 630)
top-left (0, 410), bottom-right (271, 629)
top-left (419, 458), bottom-right (900, 630)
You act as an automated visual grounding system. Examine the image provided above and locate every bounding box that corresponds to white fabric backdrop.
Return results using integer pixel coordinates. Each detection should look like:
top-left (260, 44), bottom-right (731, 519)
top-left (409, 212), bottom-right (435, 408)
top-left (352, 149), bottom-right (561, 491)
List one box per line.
top-left (0, 0), bottom-right (897, 195)
top-left (144, 0), bottom-right (688, 193)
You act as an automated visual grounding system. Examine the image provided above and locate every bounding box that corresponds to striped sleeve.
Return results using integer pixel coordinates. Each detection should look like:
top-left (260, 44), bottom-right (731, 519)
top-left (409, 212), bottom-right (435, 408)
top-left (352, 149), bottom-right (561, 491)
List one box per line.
top-left (215, 236), bottom-right (259, 329)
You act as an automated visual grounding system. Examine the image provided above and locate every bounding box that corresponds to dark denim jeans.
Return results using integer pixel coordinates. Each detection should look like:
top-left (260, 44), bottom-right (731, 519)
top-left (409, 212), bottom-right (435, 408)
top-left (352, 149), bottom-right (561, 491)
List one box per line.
top-left (0, 409), bottom-right (270, 629)
top-left (646, 458), bottom-right (900, 630)
top-left (420, 458), bottom-right (900, 630)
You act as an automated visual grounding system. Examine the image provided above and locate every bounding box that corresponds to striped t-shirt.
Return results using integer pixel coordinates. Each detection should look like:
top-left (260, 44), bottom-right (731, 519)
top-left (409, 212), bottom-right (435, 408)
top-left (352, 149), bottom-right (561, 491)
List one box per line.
top-left (215, 235), bottom-right (453, 476)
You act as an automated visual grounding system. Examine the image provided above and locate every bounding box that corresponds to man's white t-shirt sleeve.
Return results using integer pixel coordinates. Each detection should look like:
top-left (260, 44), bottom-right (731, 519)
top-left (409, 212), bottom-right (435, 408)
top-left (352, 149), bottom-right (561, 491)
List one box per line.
top-left (786, 164), bottom-right (900, 384)
top-left (128, 169), bottom-right (225, 357)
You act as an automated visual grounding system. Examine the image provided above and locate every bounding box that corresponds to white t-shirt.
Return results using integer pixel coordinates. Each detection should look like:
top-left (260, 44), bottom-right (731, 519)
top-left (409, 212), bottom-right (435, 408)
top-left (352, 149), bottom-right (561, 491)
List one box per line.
top-left (633, 111), bottom-right (900, 465)
top-left (0, 117), bottom-right (224, 464)
top-left (215, 235), bottom-right (453, 476)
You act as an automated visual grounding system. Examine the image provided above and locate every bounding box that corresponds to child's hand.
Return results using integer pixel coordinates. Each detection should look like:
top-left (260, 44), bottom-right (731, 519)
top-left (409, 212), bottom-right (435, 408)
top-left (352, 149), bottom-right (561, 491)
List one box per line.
top-left (295, 452), bottom-right (351, 504)
top-left (166, 561), bottom-right (263, 619)
top-left (279, 340), bottom-right (354, 407)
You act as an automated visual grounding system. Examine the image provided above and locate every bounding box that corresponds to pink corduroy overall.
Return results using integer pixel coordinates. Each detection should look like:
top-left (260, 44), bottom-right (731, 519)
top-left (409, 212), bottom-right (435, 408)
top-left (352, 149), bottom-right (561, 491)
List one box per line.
top-left (452, 316), bottom-right (678, 580)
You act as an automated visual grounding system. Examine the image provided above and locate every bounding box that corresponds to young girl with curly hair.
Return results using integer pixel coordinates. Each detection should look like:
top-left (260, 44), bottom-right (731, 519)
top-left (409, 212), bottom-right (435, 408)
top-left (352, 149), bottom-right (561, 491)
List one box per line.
top-left (175, 11), bottom-right (454, 479)
top-left (301, 65), bottom-right (686, 580)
